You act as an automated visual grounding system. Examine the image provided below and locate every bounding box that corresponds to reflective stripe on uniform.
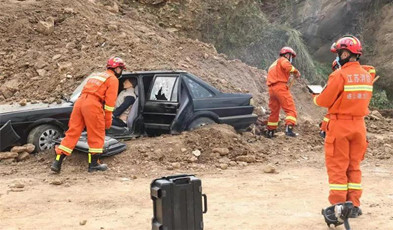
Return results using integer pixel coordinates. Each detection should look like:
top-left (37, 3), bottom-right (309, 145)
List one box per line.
top-left (313, 96), bottom-right (319, 106)
top-left (344, 85), bottom-right (373, 92)
top-left (290, 66), bottom-right (296, 73)
top-left (348, 183), bottom-right (362, 190)
top-left (88, 153), bottom-right (92, 163)
top-left (368, 69), bottom-right (376, 74)
top-left (58, 145), bottom-right (72, 154)
top-left (267, 122), bottom-right (278, 126)
top-left (329, 184), bottom-right (348, 191)
top-left (89, 148), bottom-right (103, 153)
top-left (91, 76), bottom-right (107, 82)
top-left (104, 104), bottom-right (114, 112)
top-left (286, 116), bottom-right (296, 122)
top-left (323, 117), bottom-right (330, 122)
top-left (268, 60), bottom-right (277, 71)
top-left (56, 154), bottom-right (61, 161)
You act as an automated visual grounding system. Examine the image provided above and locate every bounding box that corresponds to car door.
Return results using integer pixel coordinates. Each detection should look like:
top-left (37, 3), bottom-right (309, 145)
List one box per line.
top-left (143, 74), bottom-right (180, 132)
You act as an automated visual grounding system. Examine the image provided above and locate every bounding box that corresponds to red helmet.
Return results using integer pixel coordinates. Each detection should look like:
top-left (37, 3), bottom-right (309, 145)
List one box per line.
top-left (332, 60), bottom-right (339, 71)
top-left (330, 35), bottom-right (362, 55)
top-left (280, 46), bottom-right (296, 57)
top-left (106, 57), bottom-right (126, 70)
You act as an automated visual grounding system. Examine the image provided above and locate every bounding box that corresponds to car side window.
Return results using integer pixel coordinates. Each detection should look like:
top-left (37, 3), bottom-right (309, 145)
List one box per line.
top-left (149, 76), bottom-right (178, 101)
top-left (184, 77), bottom-right (213, 98)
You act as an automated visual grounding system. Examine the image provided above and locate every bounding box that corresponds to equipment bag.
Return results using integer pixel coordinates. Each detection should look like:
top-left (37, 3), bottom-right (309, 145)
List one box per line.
top-left (151, 174), bottom-right (208, 230)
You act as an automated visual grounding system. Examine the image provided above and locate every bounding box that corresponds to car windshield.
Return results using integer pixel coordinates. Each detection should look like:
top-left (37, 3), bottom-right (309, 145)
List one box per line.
top-left (70, 73), bottom-right (99, 103)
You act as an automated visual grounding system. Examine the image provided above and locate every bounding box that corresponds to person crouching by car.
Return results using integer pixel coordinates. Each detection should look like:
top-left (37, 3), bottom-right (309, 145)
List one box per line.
top-left (112, 78), bottom-right (137, 127)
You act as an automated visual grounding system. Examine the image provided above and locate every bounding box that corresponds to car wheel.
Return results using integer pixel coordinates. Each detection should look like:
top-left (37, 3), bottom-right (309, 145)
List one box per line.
top-left (188, 117), bottom-right (216, 131)
top-left (27, 125), bottom-right (63, 152)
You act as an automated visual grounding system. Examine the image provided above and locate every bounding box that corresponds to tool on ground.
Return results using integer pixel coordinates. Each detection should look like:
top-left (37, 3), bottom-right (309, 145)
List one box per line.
top-left (322, 201), bottom-right (354, 230)
top-left (151, 174), bottom-right (207, 230)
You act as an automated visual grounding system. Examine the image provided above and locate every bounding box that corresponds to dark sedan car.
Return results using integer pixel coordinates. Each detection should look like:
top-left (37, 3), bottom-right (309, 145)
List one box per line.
top-left (0, 70), bottom-right (257, 152)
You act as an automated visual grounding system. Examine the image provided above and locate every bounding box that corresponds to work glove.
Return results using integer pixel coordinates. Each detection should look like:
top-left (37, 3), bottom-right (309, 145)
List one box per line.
top-left (105, 111), bottom-right (112, 129)
top-left (294, 69), bottom-right (301, 78)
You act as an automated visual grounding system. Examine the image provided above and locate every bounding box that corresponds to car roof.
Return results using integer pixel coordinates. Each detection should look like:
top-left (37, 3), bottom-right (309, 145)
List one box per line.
top-left (122, 70), bottom-right (187, 76)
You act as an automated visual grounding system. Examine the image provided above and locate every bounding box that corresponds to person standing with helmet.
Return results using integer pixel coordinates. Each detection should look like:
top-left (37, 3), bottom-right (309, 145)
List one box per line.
top-left (266, 47), bottom-right (301, 138)
top-left (50, 57), bottom-right (126, 173)
top-left (315, 36), bottom-right (373, 225)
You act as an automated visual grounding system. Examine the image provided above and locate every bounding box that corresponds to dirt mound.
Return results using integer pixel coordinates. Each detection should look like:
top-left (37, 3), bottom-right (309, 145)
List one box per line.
top-left (0, 0), bottom-right (268, 107)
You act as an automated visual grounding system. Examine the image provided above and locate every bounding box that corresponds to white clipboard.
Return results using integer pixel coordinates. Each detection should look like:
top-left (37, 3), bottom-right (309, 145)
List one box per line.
top-left (307, 85), bottom-right (323, 94)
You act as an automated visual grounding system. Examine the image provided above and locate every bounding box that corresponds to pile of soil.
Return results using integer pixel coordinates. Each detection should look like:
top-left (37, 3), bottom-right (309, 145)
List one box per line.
top-left (0, 0), bottom-right (266, 106)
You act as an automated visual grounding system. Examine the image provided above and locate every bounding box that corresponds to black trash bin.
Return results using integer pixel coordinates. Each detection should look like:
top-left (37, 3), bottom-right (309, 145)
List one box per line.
top-left (151, 174), bottom-right (208, 230)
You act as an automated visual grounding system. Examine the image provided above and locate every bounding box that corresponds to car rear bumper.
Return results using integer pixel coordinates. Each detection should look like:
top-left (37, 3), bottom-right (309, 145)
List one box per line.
top-left (219, 114), bottom-right (258, 130)
top-left (55, 133), bottom-right (127, 157)
top-left (0, 120), bottom-right (20, 151)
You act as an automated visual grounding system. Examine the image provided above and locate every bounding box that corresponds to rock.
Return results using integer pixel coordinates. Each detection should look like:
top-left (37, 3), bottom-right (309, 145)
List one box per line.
top-left (171, 162), bottom-right (181, 169)
top-left (0, 152), bottom-right (18, 160)
top-left (1, 88), bottom-right (13, 99)
top-left (11, 146), bottom-right (27, 153)
top-left (371, 110), bottom-right (383, 119)
top-left (57, 62), bottom-right (73, 72)
top-left (203, 53), bottom-right (209, 59)
top-left (165, 28), bottom-right (179, 33)
top-left (235, 155), bottom-right (256, 163)
top-left (52, 54), bottom-right (62, 60)
top-left (80, 220), bottom-right (87, 226)
top-left (263, 164), bottom-right (276, 174)
top-left (219, 163), bottom-right (228, 170)
top-left (107, 2), bottom-right (119, 13)
top-left (64, 8), bottom-right (75, 14)
top-left (19, 99), bottom-right (27, 106)
top-left (36, 20), bottom-right (55, 35)
top-left (17, 152), bottom-right (30, 161)
top-left (108, 24), bottom-right (118, 31)
top-left (188, 156), bottom-right (198, 163)
top-left (34, 60), bottom-right (47, 69)
top-left (10, 183), bottom-right (25, 189)
top-left (180, 148), bottom-right (187, 153)
top-left (24, 144), bottom-right (35, 153)
top-left (192, 149), bottom-right (201, 157)
top-left (229, 161), bottom-right (237, 166)
top-left (50, 179), bottom-right (63, 185)
top-left (166, 165), bottom-right (174, 170)
top-left (237, 161), bottom-right (248, 167)
top-left (36, 69), bottom-right (46, 77)
top-left (213, 147), bottom-right (229, 156)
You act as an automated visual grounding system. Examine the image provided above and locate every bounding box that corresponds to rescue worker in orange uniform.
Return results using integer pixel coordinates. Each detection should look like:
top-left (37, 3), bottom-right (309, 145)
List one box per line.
top-left (319, 60), bottom-right (376, 139)
top-left (50, 57), bottom-right (126, 173)
top-left (266, 47), bottom-right (301, 138)
top-left (315, 36), bottom-right (373, 225)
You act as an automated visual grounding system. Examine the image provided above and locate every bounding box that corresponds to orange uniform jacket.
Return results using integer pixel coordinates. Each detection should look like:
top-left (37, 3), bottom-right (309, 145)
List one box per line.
top-left (267, 57), bottom-right (299, 86)
top-left (81, 70), bottom-right (119, 125)
top-left (320, 65), bottom-right (376, 132)
top-left (314, 62), bottom-right (373, 116)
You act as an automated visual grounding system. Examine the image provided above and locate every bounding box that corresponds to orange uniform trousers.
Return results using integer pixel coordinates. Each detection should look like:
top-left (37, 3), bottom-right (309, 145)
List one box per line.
top-left (324, 115), bottom-right (367, 207)
top-left (56, 94), bottom-right (105, 156)
top-left (267, 83), bottom-right (297, 130)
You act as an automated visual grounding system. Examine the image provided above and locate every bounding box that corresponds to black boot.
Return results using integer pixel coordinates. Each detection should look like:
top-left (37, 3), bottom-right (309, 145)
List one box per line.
top-left (265, 129), bottom-right (275, 138)
top-left (285, 125), bottom-right (298, 137)
top-left (51, 154), bottom-right (66, 173)
top-left (88, 153), bottom-right (108, 172)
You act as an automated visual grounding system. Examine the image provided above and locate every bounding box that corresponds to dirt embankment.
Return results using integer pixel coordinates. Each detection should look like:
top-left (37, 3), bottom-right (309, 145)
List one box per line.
top-left (0, 0), bottom-right (267, 106)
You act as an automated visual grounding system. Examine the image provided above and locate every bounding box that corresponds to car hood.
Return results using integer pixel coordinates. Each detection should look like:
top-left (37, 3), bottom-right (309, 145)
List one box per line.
top-left (0, 101), bottom-right (73, 114)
